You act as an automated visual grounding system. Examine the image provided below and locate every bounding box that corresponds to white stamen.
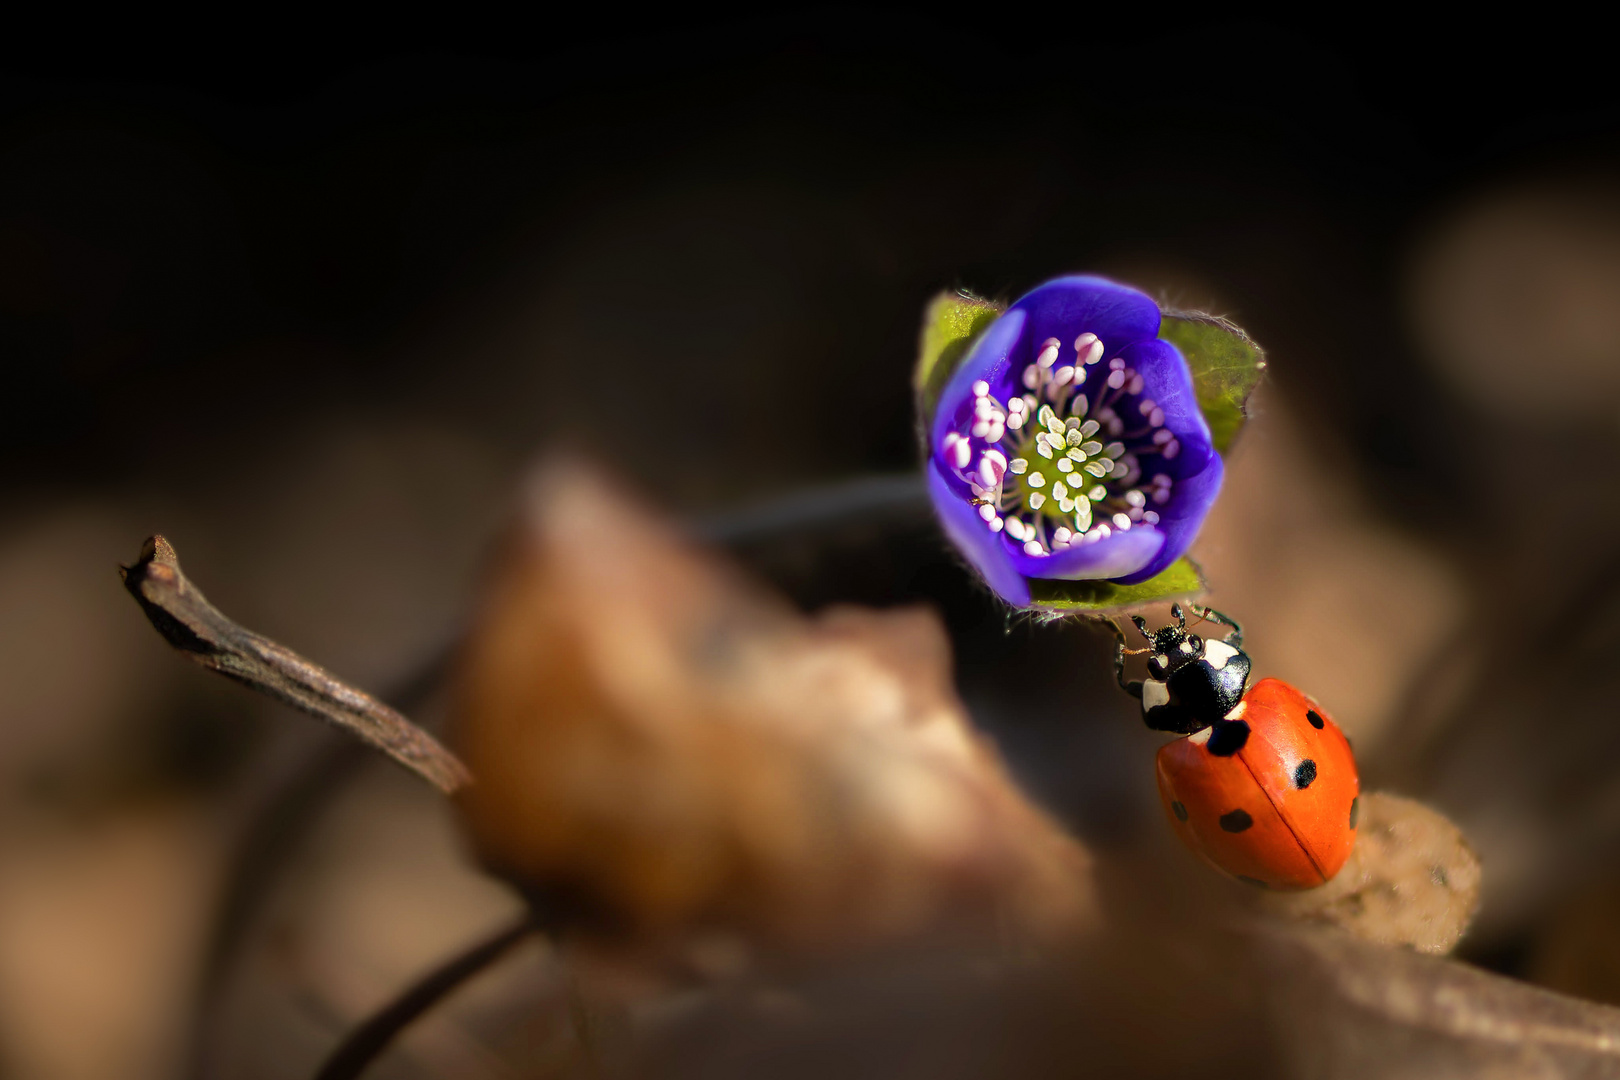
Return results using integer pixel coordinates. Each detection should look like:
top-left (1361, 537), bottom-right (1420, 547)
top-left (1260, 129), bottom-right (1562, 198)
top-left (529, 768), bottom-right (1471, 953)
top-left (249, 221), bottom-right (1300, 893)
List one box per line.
top-left (1105, 441), bottom-right (1125, 459)
top-left (1096, 523), bottom-right (1111, 539)
top-left (1036, 439), bottom-right (1054, 459)
top-left (1072, 497), bottom-right (1092, 531)
top-left (1125, 489), bottom-right (1146, 507)
top-left (985, 420), bottom-right (1005, 443)
top-left (1070, 393), bottom-right (1089, 417)
top-left (989, 516), bottom-right (1004, 532)
top-left (1036, 337), bottom-right (1061, 368)
top-left (1127, 374), bottom-right (1144, 394)
top-left (1057, 498), bottom-right (1074, 512)
top-left (1107, 370), bottom-right (1125, 390)
top-left (1081, 440), bottom-right (1103, 456)
top-left (1022, 365), bottom-right (1039, 389)
top-left (1088, 485), bottom-right (1106, 500)
top-left (945, 433), bottom-right (971, 470)
top-left (1163, 440), bottom-right (1180, 460)
top-left (1007, 397), bottom-right (1027, 414)
top-left (1079, 419), bottom-right (1100, 437)
top-left (1057, 458), bottom-right (1074, 473)
top-left (1113, 513), bottom-right (1132, 530)
top-left (1109, 357), bottom-right (1125, 371)
top-left (1053, 365), bottom-right (1075, 386)
top-left (1023, 540), bottom-right (1045, 556)
top-left (972, 379), bottom-right (990, 397)
top-left (1028, 471), bottom-right (1046, 487)
top-left (1143, 511), bottom-right (1159, 524)
top-left (1006, 517), bottom-right (1026, 540)
top-left (1009, 458), bottom-right (1028, 475)
top-left (978, 502), bottom-right (996, 522)
top-left (971, 420), bottom-right (991, 438)
top-left (1084, 461), bottom-right (1109, 477)
top-left (1153, 428), bottom-right (1174, 445)
top-left (1052, 481), bottom-right (1069, 500)
top-left (1149, 407), bottom-right (1164, 428)
top-left (1052, 527), bottom-right (1073, 544)
top-left (1074, 332), bottom-right (1101, 362)
top-left (1029, 492), bottom-right (1046, 510)
top-left (1138, 399), bottom-right (1156, 415)
top-left (1006, 412), bottom-right (1024, 430)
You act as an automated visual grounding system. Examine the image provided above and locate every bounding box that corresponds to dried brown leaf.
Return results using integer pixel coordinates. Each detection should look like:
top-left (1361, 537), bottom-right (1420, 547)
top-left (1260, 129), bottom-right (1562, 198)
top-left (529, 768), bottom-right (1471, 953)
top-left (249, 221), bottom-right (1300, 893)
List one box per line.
top-left (450, 461), bottom-right (1098, 956)
top-left (1260, 792), bottom-right (1481, 955)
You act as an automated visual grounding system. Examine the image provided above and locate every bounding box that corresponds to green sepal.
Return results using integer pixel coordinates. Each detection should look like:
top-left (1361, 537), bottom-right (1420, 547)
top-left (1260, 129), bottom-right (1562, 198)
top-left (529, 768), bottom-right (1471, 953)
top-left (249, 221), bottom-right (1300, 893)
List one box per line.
top-left (914, 291), bottom-right (1005, 427)
top-left (1024, 556), bottom-right (1206, 613)
top-left (1159, 311), bottom-right (1266, 454)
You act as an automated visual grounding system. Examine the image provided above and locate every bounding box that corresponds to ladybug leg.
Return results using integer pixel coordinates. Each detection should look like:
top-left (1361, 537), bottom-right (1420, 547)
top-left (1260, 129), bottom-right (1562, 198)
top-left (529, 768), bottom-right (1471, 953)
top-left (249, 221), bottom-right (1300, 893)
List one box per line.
top-left (1109, 619), bottom-right (1148, 698)
top-left (1189, 604), bottom-right (1243, 649)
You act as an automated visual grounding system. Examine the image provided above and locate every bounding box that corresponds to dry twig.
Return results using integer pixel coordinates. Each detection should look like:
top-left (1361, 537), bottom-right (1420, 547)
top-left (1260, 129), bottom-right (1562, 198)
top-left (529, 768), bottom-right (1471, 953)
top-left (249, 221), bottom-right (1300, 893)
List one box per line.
top-left (120, 534), bottom-right (470, 794)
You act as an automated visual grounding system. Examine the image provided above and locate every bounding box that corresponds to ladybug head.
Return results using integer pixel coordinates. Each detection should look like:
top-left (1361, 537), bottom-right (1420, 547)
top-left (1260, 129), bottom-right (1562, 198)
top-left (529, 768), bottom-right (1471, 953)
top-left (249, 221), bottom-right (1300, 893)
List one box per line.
top-left (1131, 604), bottom-right (1206, 681)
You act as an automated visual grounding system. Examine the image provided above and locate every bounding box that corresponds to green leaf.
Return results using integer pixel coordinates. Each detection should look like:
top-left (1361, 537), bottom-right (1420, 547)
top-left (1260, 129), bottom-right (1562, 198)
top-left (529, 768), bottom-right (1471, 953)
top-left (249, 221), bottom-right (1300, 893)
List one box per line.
top-left (914, 291), bottom-right (1005, 427)
top-left (1024, 556), bottom-right (1207, 613)
top-left (1159, 312), bottom-right (1266, 454)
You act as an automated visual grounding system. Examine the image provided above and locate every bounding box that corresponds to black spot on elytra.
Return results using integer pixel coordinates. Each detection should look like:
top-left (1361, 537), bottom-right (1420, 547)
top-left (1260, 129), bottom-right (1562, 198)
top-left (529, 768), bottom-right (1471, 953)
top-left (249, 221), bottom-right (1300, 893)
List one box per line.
top-left (1294, 759), bottom-right (1317, 789)
top-left (1349, 796), bottom-right (1360, 829)
top-left (1206, 720), bottom-right (1250, 757)
top-left (1219, 809), bottom-right (1253, 833)
top-left (1306, 709), bottom-right (1324, 729)
top-left (1171, 801), bottom-right (1188, 822)
top-left (1237, 875), bottom-right (1269, 888)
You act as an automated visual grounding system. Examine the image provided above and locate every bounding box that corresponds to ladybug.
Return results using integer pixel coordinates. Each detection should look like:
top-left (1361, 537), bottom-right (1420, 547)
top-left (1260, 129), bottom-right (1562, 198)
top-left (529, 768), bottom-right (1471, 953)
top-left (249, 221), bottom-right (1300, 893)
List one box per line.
top-left (1115, 604), bottom-right (1359, 890)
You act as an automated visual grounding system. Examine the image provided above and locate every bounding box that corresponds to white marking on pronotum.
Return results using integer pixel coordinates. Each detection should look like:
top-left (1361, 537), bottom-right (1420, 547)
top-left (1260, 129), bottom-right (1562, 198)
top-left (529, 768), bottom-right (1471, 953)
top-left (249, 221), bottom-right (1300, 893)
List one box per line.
top-left (1188, 726), bottom-right (1212, 745)
top-left (1205, 640), bottom-right (1239, 671)
top-left (1224, 698), bottom-right (1248, 721)
top-left (1142, 680), bottom-right (1171, 709)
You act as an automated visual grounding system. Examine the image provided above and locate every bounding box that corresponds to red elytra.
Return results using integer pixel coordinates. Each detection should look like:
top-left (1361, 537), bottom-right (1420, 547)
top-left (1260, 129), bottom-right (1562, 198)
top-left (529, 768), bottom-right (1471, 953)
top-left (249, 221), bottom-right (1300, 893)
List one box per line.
top-left (1155, 678), bottom-right (1359, 890)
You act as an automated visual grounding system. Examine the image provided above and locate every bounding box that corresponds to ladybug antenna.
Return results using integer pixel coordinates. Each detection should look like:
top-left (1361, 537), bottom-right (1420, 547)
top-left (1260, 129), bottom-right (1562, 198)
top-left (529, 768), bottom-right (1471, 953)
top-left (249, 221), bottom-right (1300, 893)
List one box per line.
top-left (1171, 602), bottom-right (1186, 628)
top-left (1130, 615), bottom-right (1154, 642)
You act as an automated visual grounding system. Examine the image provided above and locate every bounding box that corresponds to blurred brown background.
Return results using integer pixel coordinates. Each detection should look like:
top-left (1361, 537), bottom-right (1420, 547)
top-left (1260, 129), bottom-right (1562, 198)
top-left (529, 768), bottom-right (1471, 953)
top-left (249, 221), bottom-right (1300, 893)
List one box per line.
top-left (4, 15), bottom-right (1620, 1079)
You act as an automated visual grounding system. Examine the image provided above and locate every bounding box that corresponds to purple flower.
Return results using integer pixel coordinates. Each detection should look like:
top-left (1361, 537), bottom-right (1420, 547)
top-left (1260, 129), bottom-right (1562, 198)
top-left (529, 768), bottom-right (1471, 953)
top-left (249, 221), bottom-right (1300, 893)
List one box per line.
top-left (926, 277), bottom-right (1223, 607)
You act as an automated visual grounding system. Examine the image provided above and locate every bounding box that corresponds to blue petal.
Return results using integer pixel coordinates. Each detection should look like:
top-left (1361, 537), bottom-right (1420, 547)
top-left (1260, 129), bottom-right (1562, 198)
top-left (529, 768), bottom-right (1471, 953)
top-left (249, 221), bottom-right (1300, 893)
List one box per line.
top-left (1108, 336), bottom-right (1223, 585)
top-left (1112, 452), bottom-right (1223, 585)
top-left (1005, 521), bottom-right (1163, 581)
top-left (1123, 337), bottom-right (1215, 481)
top-left (926, 461), bottom-right (1030, 606)
top-left (929, 308), bottom-right (1027, 456)
top-left (1009, 276), bottom-right (1162, 364)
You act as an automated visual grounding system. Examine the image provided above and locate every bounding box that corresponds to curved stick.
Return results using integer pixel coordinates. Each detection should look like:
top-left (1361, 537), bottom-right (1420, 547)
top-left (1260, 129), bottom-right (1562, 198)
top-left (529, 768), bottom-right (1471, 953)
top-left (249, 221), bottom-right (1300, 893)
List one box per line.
top-left (120, 535), bottom-right (469, 794)
top-left (313, 916), bottom-right (540, 1080)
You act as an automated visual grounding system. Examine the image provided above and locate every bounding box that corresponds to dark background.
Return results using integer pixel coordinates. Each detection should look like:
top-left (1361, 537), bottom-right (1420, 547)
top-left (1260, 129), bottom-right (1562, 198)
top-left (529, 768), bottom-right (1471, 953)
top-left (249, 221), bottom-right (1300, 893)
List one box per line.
top-left (7, 14), bottom-right (1620, 1078)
